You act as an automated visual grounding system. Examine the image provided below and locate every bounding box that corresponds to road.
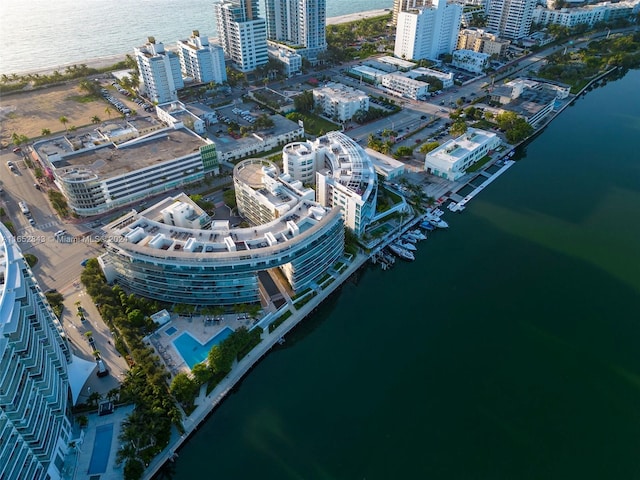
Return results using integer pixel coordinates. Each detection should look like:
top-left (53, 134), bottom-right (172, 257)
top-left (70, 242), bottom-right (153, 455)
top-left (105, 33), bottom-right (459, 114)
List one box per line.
top-left (1, 149), bottom-right (103, 292)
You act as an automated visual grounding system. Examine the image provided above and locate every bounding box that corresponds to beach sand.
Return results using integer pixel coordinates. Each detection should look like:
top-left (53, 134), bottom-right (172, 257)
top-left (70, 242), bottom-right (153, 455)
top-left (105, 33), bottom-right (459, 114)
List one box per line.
top-left (0, 9), bottom-right (391, 144)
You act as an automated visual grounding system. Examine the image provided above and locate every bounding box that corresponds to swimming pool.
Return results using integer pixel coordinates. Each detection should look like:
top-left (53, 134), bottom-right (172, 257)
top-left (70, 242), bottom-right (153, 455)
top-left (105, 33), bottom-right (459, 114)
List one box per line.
top-left (173, 327), bottom-right (234, 369)
top-left (88, 423), bottom-right (113, 475)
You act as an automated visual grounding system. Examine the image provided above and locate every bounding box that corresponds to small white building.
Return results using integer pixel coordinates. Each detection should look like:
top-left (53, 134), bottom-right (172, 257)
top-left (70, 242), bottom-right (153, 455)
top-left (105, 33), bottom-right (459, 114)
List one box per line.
top-left (267, 43), bottom-right (303, 77)
top-left (380, 73), bottom-right (430, 100)
top-left (405, 67), bottom-right (455, 88)
top-left (349, 65), bottom-right (387, 85)
top-left (365, 148), bottom-right (406, 179)
top-left (452, 49), bottom-right (490, 73)
top-left (425, 128), bottom-right (500, 180)
top-left (312, 83), bottom-right (369, 122)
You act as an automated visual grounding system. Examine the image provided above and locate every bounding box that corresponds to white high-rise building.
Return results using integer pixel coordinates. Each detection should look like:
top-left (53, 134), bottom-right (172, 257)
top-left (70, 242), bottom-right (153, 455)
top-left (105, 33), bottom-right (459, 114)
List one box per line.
top-left (1, 223), bottom-right (73, 480)
top-left (486, 0), bottom-right (537, 40)
top-left (135, 37), bottom-right (184, 104)
top-left (214, 0), bottom-right (268, 72)
top-left (265, 0), bottom-right (327, 61)
top-left (177, 31), bottom-right (227, 85)
top-left (394, 0), bottom-right (463, 61)
top-left (392, 0), bottom-right (430, 25)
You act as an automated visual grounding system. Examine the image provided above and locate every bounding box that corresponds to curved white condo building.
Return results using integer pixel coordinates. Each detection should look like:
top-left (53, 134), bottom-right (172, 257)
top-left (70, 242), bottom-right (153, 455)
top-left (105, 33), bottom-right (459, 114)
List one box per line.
top-left (283, 131), bottom-right (378, 237)
top-left (99, 159), bottom-right (345, 305)
top-left (0, 223), bottom-right (72, 480)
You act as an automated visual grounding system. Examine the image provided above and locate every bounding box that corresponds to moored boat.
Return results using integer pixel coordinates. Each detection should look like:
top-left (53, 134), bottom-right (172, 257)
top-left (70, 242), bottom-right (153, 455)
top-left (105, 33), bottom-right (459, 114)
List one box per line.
top-left (425, 213), bottom-right (449, 228)
top-left (409, 229), bottom-right (427, 240)
top-left (420, 221), bottom-right (436, 231)
top-left (401, 234), bottom-right (417, 244)
top-left (388, 244), bottom-right (415, 261)
top-left (394, 240), bottom-right (417, 251)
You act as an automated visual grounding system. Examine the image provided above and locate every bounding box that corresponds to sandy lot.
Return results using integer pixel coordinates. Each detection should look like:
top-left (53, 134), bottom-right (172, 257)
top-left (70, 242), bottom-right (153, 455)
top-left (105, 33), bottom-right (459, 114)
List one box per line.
top-left (0, 83), bottom-right (113, 146)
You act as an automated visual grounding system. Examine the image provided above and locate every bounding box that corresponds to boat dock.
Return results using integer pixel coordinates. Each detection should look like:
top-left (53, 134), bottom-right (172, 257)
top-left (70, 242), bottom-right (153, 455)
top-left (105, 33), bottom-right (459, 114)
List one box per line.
top-left (448, 159), bottom-right (515, 212)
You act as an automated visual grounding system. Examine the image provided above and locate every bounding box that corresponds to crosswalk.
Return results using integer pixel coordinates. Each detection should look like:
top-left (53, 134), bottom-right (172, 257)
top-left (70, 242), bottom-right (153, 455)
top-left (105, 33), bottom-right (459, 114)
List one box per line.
top-left (20, 220), bottom-right (60, 233)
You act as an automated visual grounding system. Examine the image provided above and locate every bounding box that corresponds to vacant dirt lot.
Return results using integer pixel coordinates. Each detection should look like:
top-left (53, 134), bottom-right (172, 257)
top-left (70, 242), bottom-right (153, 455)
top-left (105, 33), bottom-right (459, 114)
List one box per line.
top-left (0, 83), bottom-right (112, 146)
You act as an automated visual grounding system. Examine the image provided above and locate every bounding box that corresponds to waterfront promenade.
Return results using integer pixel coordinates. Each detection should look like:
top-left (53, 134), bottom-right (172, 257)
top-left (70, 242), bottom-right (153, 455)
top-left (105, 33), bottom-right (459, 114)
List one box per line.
top-left (141, 251), bottom-right (370, 479)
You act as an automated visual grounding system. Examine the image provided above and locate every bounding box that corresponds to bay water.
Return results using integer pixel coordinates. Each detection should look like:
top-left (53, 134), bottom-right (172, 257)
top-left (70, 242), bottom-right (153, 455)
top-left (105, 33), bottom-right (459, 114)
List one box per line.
top-left (168, 69), bottom-right (640, 479)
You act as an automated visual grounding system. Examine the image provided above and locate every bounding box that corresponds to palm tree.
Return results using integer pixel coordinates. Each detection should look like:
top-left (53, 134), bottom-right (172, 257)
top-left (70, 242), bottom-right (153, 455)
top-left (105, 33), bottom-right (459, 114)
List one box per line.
top-left (87, 391), bottom-right (102, 408)
top-left (59, 116), bottom-right (69, 132)
top-left (104, 106), bottom-right (112, 119)
top-left (91, 115), bottom-right (101, 124)
top-left (41, 128), bottom-right (51, 136)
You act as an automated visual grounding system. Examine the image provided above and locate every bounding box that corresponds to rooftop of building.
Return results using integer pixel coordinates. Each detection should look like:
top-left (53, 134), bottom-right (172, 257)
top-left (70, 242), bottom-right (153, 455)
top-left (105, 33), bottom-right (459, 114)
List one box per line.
top-left (427, 128), bottom-right (498, 165)
top-left (376, 56), bottom-right (417, 70)
top-left (102, 192), bottom-right (337, 260)
top-left (365, 148), bottom-right (406, 175)
top-left (36, 127), bottom-right (206, 177)
top-left (313, 82), bottom-right (369, 101)
top-left (316, 131), bottom-right (377, 200)
top-left (208, 113), bottom-right (301, 155)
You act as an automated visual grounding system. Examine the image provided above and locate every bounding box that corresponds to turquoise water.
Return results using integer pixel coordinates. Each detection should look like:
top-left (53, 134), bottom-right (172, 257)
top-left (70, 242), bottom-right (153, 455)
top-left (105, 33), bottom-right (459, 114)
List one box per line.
top-left (165, 326), bottom-right (177, 336)
top-left (168, 69), bottom-right (640, 479)
top-left (88, 423), bottom-right (113, 475)
top-left (173, 327), bottom-right (234, 369)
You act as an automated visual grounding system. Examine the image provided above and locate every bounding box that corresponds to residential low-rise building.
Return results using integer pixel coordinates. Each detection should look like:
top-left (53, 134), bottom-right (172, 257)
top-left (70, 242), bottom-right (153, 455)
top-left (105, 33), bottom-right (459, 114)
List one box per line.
top-left (267, 42), bottom-right (303, 77)
top-left (490, 78), bottom-right (566, 127)
top-left (405, 67), bottom-right (455, 88)
top-left (425, 128), bottom-right (500, 180)
top-left (366, 55), bottom-right (416, 72)
top-left (157, 101), bottom-right (206, 134)
top-left (380, 72), bottom-right (430, 100)
top-left (531, 1), bottom-right (638, 28)
top-left (365, 148), bottom-right (406, 179)
top-left (349, 65), bottom-right (387, 85)
top-left (457, 28), bottom-right (511, 57)
top-left (312, 83), bottom-right (369, 122)
top-left (452, 49), bottom-right (490, 73)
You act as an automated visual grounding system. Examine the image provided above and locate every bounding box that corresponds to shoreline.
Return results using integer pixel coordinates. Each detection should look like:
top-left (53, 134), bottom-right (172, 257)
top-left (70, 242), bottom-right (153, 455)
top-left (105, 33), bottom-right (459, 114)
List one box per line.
top-left (2, 9), bottom-right (391, 77)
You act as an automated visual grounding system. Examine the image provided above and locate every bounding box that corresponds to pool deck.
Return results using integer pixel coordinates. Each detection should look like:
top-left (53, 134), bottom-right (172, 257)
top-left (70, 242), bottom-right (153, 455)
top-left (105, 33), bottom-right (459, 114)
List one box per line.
top-left (66, 404), bottom-right (135, 480)
top-left (147, 314), bottom-right (255, 376)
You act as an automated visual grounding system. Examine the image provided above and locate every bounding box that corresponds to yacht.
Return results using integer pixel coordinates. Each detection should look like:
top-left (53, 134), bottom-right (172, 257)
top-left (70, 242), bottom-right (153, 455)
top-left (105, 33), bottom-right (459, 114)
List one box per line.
top-left (409, 229), bottom-right (427, 241)
top-left (425, 213), bottom-right (449, 229)
top-left (394, 240), bottom-right (417, 251)
top-left (388, 244), bottom-right (415, 261)
top-left (401, 234), bottom-right (417, 244)
top-left (420, 221), bottom-right (436, 231)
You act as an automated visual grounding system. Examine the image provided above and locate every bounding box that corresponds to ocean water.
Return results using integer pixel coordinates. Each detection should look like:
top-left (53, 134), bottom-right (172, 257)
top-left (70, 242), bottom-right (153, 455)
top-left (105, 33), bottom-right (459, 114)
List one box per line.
top-left (0, 0), bottom-right (393, 75)
top-left (167, 69), bottom-right (640, 479)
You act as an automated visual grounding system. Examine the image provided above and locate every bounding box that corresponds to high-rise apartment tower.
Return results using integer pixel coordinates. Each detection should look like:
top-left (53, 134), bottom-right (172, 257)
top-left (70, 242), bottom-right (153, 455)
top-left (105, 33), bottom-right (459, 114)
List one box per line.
top-left (214, 0), bottom-right (268, 72)
top-left (486, 0), bottom-right (537, 40)
top-left (265, 0), bottom-right (327, 61)
top-left (0, 223), bottom-right (73, 480)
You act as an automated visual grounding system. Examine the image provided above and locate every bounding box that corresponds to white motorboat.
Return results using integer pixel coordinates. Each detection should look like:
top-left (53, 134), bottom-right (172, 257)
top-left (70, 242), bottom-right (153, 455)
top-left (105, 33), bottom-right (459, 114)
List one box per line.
top-left (409, 229), bottom-right (427, 241)
top-left (388, 244), bottom-right (415, 261)
top-left (401, 234), bottom-right (417, 244)
top-left (426, 213), bottom-right (449, 228)
top-left (394, 240), bottom-right (417, 251)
